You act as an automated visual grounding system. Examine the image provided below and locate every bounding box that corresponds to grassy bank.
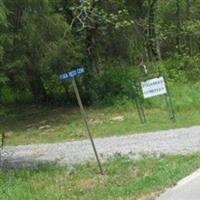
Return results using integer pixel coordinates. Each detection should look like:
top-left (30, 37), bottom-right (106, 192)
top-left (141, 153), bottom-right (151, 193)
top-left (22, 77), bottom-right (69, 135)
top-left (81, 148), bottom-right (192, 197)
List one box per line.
top-left (1, 82), bottom-right (200, 146)
top-left (1, 154), bottom-right (200, 200)
top-left (1, 105), bottom-right (200, 146)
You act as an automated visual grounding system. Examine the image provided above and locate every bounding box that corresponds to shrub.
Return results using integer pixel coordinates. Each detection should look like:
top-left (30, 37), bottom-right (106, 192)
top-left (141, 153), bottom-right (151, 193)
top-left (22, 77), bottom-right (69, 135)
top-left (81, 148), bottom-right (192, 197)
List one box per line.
top-left (92, 67), bottom-right (137, 105)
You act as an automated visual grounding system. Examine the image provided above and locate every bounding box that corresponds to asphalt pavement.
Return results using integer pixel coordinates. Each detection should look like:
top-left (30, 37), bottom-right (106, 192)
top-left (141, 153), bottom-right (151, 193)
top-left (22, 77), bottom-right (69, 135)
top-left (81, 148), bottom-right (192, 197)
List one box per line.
top-left (156, 169), bottom-right (200, 200)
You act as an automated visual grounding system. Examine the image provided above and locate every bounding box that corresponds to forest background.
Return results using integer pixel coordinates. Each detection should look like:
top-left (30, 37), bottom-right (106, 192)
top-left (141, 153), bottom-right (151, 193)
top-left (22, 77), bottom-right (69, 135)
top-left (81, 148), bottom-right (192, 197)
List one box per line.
top-left (0, 0), bottom-right (200, 107)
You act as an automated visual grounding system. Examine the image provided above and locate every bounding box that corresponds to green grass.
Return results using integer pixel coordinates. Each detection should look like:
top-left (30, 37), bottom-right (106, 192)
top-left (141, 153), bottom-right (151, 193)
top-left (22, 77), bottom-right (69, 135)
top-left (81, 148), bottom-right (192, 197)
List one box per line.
top-left (1, 154), bottom-right (200, 200)
top-left (1, 82), bottom-right (200, 146)
top-left (1, 104), bottom-right (200, 146)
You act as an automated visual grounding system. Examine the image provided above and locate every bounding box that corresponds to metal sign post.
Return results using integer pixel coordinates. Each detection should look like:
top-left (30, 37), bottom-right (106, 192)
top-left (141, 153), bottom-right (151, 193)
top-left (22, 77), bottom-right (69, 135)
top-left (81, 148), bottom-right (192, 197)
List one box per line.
top-left (140, 75), bottom-right (176, 122)
top-left (132, 84), bottom-right (146, 124)
top-left (60, 68), bottom-right (104, 175)
top-left (72, 78), bottom-right (104, 175)
top-left (133, 64), bottom-right (176, 123)
top-left (163, 75), bottom-right (176, 122)
top-left (0, 133), bottom-right (5, 163)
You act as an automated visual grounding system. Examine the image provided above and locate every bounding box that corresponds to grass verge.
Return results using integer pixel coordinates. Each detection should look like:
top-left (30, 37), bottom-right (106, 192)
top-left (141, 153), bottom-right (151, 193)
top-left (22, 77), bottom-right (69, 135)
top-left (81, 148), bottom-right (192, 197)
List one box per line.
top-left (1, 154), bottom-right (200, 200)
top-left (0, 77), bottom-right (200, 146)
top-left (1, 81), bottom-right (200, 146)
top-left (1, 102), bottom-right (200, 146)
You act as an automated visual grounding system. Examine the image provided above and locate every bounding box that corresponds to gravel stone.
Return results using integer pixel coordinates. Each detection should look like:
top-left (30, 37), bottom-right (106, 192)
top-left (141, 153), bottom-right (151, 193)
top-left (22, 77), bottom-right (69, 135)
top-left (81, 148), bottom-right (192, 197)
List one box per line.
top-left (1, 126), bottom-right (200, 167)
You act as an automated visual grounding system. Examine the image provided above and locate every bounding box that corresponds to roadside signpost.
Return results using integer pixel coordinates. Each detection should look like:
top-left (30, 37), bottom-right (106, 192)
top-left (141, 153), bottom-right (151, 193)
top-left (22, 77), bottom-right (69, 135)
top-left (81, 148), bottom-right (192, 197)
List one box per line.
top-left (60, 67), bottom-right (104, 175)
top-left (132, 84), bottom-right (146, 124)
top-left (132, 67), bottom-right (176, 123)
top-left (59, 68), bottom-right (85, 80)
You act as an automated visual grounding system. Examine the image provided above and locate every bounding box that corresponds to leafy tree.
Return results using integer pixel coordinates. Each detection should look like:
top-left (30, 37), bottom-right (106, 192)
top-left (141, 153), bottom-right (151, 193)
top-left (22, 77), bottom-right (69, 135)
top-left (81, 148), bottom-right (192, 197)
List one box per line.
top-left (0, 0), bottom-right (9, 101)
top-left (1, 0), bottom-right (200, 105)
top-left (69, 0), bottom-right (133, 75)
top-left (1, 0), bottom-right (82, 103)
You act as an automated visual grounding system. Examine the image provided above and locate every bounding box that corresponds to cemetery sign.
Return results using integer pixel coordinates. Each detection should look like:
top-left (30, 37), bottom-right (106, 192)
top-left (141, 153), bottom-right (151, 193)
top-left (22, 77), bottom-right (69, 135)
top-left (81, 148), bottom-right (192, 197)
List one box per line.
top-left (141, 76), bottom-right (167, 99)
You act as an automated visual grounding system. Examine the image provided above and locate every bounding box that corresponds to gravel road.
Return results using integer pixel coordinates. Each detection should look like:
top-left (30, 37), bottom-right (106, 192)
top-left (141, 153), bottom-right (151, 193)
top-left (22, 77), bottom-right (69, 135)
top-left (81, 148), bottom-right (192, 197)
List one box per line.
top-left (1, 126), bottom-right (200, 167)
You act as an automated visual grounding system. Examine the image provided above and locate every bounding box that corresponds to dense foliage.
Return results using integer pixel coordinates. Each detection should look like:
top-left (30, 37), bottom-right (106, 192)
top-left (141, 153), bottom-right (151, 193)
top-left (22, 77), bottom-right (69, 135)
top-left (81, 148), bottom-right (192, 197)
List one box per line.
top-left (0, 0), bottom-right (200, 105)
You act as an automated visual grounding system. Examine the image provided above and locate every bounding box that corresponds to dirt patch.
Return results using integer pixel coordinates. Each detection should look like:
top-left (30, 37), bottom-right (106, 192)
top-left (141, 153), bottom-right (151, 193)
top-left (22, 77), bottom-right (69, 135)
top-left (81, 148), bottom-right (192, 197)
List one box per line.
top-left (115, 191), bottom-right (163, 200)
top-left (111, 115), bottom-right (125, 121)
top-left (77, 175), bottom-right (108, 190)
top-left (40, 128), bottom-right (54, 136)
top-left (136, 191), bottom-right (162, 200)
top-left (89, 118), bottom-right (103, 125)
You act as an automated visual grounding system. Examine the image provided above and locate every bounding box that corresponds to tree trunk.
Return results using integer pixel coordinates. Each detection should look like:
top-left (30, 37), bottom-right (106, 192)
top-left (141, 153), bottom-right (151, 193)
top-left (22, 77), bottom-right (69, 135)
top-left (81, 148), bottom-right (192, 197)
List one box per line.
top-left (176, 0), bottom-right (181, 54)
top-left (29, 77), bottom-right (49, 103)
top-left (86, 27), bottom-right (99, 76)
top-left (146, 0), bottom-right (160, 61)
top-left (186, 0), bottom-right (192, 55)
top-left (154, 1), bottom-right (162, 60)
top-left (27, 65), bottom-right (49, 104)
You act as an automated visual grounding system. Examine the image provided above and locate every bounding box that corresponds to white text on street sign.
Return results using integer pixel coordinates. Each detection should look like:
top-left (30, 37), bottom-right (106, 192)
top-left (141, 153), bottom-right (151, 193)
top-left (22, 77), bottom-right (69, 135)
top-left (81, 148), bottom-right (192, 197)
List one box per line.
top-left (60, 67), bottom-right (85, 81)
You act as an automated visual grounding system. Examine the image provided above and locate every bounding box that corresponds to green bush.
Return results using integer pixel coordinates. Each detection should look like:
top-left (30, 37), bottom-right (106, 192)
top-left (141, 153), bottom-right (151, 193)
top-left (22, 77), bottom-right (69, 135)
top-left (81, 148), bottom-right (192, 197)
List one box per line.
top-left (160, 56), bottom-right (200, 82)
top-left (0, 86), bottom-right (33, 105)
top-left (92, 67), bottom-right (137, 105)
top-left (0, 86), bottom-right (16, 104)
top-left (171, 82), bottom-right (200, 111)
top-left (1, 57), bottom-right (200, 107)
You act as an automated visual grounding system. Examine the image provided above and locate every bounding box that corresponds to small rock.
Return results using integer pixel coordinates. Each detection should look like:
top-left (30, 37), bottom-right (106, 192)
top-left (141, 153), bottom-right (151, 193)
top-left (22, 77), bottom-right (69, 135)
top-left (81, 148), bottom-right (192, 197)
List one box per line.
top-left (128, 154), bottom-right (143, 161)
top-left (89, 118), bottom-right (103, 125)
top-left (38, 125), bottom-right (51, 130)
top-left (111, 116), bottom-right (125, 121)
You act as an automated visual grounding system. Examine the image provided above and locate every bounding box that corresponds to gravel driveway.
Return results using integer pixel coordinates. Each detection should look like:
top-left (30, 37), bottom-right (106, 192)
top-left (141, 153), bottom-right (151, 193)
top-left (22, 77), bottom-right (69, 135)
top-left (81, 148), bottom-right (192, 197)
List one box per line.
top-left (1, 126), bottom-right (200, 167)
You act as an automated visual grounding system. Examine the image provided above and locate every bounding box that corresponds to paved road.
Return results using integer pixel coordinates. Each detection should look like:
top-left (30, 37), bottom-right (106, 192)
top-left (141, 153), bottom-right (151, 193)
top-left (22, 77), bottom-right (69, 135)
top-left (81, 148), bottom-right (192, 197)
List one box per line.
top-left (1, 126), bottom-right (200, 167)
top-left (156, 169), bottom-right (200, 200)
